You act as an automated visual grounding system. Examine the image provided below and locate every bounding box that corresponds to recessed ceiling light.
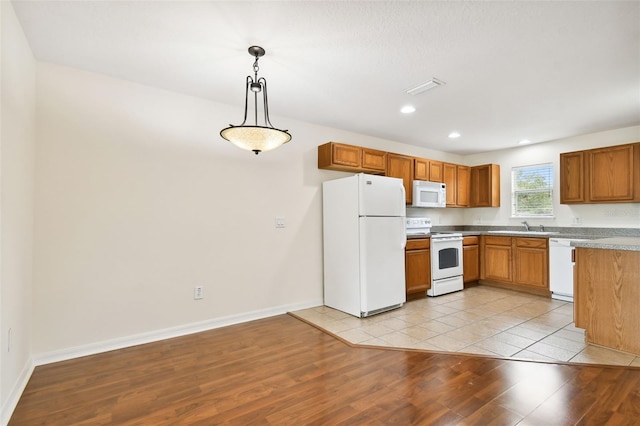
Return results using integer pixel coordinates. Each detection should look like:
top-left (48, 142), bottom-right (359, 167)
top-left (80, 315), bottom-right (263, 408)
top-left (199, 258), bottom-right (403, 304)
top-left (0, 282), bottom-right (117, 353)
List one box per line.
top-left (400, 105), bottom-right (416, 114)
top-left (518, 139), bottom-right (532, 145)
top-left (405, 78), bottom-right (446, 96)
top-left (448, 132), bottom-right (461, 139)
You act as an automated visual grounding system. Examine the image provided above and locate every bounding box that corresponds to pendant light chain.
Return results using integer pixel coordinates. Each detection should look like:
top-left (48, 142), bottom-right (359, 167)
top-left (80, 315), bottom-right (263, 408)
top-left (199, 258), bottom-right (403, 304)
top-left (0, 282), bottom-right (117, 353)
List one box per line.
top-left (253, 56), bottom-right (260, 78)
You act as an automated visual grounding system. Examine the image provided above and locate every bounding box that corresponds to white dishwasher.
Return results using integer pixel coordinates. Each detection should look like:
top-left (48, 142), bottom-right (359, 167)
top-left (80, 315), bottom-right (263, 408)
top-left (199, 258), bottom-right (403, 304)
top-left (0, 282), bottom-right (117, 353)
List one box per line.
top-left (549, 238), bottom-right (587, 302)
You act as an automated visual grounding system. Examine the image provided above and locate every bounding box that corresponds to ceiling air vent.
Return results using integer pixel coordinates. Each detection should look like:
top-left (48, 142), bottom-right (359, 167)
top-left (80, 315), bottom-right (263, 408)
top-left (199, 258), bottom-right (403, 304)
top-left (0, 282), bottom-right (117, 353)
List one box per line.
top-left (405, 78), bottom-right (446, 96)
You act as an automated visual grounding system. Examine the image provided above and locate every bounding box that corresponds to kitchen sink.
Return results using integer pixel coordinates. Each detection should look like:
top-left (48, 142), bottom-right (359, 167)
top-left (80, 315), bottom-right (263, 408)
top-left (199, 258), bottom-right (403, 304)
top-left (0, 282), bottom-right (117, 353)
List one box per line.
top-left (487, 230), bottom-right (560, 235)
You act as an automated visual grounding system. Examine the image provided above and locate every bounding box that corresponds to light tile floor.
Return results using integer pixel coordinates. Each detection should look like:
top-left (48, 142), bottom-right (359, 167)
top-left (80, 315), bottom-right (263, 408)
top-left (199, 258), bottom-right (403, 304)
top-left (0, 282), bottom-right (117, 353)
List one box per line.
top-left (293, 286), bottom-right (640, 367)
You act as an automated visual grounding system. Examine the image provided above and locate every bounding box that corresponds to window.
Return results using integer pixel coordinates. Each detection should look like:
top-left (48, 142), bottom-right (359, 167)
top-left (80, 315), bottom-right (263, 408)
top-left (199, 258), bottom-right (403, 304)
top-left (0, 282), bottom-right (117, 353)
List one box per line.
top-left (511, 163), bottom-right (553, 217)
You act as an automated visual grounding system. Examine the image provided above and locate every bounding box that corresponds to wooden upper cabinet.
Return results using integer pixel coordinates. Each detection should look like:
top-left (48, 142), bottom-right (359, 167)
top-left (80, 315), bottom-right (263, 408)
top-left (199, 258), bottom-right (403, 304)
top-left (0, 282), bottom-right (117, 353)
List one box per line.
top-left (560, 151), bottom-right (585, 203)
top-left (457, 166), bottom-right (470, 207)
top-left (442, 163), bottom-right (470, 207)
top-left (317, 142), bottom-right (386, 174)
top-left (414, 158), bottom-right (430, 181)
top-left (387, 153), bottom-right (415, 204)
top-left (361, 148), bottom-right (387, 172)
top-left (588, 144), bottom-right (637, 202)
top-left (429, 160), bottom-right (444, 182)
top-left (560, 142), bottom-right (640, 204)
top-left (444, 163), bottom-right (457, 205)
top-left (414, 158), bottom-right (444, 182)
top-left (322, 142), bottom-right (359, 167)
top-left (470, 164), bottom-right (500, 207)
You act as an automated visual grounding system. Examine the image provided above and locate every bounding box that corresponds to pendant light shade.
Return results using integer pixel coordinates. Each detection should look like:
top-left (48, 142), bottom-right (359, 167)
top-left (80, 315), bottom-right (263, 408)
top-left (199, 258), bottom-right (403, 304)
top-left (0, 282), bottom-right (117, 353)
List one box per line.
top-left (220, 46), bottom-right (292, 155)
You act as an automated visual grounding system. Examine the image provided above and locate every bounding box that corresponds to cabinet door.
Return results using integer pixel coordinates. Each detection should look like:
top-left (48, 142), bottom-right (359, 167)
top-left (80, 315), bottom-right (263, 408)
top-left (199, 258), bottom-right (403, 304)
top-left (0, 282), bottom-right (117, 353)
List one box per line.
top-left (483, 236), bottom-right (512, 282)
top-left (332, 143), bottom-right (360, 167)
top-left (405, 249), bottom-right (431, 294)
top-left (470, 164), bottom-right (500, 207)
top-left (588, 144), bottom-right (635, 202)
top-left (513, 238), bottom-right (548, 289)
top-left (387, 153), bottom-right (415, 204)
top-left (560, 151), bottom-right (585, 203)
top-left (463, 244), bottom-right (479, 283)
top-left (414, 158), bottom-right (444, 182)
top-left (457, 165), bottom-right (470, 207)
top-left (361, 148), bottom-right (387, 172)
top-left (414, 158), bottom-right (429, 180)
top-left (443, 163), bottom-right (457, 206)
top-left (429, 160), bottom-right (444, 182)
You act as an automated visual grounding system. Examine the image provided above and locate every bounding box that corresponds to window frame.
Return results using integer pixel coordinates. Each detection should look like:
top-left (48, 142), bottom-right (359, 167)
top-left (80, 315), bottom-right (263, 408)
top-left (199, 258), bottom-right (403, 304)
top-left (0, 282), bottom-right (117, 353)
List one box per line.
top-left (510, 163), bottom-right (554, 218)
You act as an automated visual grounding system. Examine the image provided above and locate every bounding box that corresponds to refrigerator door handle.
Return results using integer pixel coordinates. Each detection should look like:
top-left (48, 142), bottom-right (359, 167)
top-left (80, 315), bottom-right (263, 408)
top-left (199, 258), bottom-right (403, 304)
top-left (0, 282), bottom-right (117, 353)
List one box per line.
top-left (400, 185), bottom-right (406, 206)
top-left (401, 220), bottom-right (407, 249)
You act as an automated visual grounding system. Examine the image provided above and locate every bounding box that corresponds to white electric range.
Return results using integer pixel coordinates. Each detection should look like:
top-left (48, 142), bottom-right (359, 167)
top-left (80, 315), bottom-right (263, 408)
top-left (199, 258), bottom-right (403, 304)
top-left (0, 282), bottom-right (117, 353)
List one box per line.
top-left (405, 217), bottom-right (464, 297)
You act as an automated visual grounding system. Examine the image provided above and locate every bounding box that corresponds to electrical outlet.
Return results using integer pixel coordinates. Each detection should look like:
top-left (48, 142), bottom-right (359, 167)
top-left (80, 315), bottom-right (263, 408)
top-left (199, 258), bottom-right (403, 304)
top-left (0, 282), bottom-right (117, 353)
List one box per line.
top-left (275, 216), bottom-right (285, 228)
top-left (194, 286), bottom-right (203, 300)
top-left (571, 216), bottom-right (582, 226)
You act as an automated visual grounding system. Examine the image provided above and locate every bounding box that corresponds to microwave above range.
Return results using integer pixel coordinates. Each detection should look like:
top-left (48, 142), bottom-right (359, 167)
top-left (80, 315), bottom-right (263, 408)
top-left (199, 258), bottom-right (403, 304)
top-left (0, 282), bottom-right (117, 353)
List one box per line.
top-left (411, 181), bottom-right (446, 208)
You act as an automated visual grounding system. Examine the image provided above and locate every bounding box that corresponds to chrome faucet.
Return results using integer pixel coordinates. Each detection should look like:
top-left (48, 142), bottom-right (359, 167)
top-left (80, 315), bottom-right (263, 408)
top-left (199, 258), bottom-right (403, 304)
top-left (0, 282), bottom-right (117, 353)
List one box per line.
top-left (539, 224), bottom-right (545, 232)
top-left (521, 221), bottom-right (530, 231)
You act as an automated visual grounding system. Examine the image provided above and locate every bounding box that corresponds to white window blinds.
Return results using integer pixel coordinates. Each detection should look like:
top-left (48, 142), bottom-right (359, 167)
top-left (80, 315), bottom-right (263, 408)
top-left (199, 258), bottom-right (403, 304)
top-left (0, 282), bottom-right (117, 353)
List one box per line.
top-left (511, 163), bottom-right (554, 217)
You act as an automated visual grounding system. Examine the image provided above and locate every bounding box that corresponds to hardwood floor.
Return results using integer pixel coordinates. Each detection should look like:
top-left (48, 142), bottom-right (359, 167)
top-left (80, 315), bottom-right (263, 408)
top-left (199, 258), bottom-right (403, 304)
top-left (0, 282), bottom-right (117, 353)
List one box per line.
top-left (10, 314), bottom-right (640, 425)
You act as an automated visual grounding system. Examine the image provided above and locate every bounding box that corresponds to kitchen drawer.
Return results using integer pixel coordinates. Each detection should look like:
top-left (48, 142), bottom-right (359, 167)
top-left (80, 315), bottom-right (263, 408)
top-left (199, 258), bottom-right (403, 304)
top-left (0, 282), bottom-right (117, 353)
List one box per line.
top-left (515, 237), bottom-right (548, 249)
top-left (483, 236), bottom-right (511, 246)
top-left (406, 239), bottom-right (430, 250)
top-left (463, 236), bottom-right (479, 246)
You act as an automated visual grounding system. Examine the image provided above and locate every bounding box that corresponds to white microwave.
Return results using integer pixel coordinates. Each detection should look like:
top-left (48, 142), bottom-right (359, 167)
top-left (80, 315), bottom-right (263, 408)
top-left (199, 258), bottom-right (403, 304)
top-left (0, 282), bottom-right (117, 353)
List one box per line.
top-left (412, 181), bottom-right (446, 208)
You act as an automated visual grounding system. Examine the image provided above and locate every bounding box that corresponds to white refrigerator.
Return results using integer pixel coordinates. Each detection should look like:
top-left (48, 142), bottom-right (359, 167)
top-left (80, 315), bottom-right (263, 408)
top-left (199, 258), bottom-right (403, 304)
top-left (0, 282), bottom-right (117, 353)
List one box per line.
top-left (322, 173), bottom-right (407, 318)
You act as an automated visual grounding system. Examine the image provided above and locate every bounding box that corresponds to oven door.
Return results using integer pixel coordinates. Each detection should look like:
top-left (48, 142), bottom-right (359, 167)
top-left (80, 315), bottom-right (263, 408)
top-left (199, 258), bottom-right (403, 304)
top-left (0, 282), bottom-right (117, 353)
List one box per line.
top-left (431, 237), bottom-right (463, 280)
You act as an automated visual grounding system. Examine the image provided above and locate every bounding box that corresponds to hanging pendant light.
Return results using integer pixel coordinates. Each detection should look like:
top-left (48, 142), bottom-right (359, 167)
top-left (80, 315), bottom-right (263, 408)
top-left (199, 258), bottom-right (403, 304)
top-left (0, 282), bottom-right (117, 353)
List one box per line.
top-left (220, 46), bottom-right (292, 155)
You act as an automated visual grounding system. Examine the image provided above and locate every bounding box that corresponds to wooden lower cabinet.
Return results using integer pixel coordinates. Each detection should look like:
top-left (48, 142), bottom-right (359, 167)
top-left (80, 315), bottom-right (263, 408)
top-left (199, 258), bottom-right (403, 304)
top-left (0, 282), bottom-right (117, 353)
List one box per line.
top-left (463, 236), bottom-right (479, 283)
top-left (574, 247), bottom-right (640, 355)
top-left (405, 239), bottom-right (431, 295)
top-left (480, 235), bottom-right (549, 296)
top-left (513, 237), bottom-right (548, 289)
top-left (482, 236), bottom-right (512, 282)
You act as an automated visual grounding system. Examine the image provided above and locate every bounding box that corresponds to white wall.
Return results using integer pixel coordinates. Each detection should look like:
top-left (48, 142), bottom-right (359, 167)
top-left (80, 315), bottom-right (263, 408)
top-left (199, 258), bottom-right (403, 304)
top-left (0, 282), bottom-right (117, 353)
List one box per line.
top-left (32, 62), bottom-right (447, 358)
top-left (462, 126), bottom-right (640, 228)
top-left (1, 1), bottom-right (36, 422)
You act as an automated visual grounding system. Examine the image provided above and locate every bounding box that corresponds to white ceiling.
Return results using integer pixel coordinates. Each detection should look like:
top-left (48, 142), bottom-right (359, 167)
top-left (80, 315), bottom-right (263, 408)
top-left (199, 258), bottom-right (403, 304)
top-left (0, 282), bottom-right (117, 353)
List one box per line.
top-left (11, 1), bottom-right (640, 154)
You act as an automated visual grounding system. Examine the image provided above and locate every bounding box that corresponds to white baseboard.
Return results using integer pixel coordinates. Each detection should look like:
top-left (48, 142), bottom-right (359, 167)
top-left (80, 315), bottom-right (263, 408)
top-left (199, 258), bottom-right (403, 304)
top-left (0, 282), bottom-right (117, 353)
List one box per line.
top-left (32, 298), bottom-right (323, 367)
top-left (1, 358), bottom-right (35, 426)
top-left (3, 299), bottom-right (322, 423)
